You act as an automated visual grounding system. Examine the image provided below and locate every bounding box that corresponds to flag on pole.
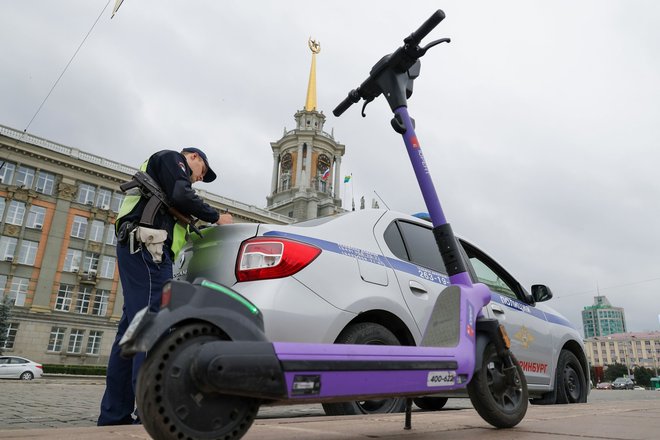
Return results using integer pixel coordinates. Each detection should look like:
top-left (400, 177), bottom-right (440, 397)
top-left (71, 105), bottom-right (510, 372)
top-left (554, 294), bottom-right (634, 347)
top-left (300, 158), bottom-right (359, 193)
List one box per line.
top-left (111, 0), bottom-right (125, 19)
top-left (321, 168), bottom-right (330, 181)
top-left (344, 175), bottom-right (351, 183)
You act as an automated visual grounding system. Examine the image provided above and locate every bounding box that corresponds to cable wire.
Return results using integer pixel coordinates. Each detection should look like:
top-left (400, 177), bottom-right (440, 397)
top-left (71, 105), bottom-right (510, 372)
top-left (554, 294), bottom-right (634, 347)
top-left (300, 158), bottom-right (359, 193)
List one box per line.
top-left (21, 0), bottom-right (112, 137)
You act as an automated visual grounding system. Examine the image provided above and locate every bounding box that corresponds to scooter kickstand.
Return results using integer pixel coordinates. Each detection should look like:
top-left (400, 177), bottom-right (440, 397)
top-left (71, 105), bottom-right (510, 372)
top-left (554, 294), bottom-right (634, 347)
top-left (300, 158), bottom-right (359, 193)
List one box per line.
top-left (404, 398), bottom-right (413, 430)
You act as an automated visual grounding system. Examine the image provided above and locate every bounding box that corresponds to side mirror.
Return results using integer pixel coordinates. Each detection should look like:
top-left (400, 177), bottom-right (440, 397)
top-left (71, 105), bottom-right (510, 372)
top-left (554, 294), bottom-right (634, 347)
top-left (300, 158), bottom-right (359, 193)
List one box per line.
top-left (531, 284), bottom-right (553, 303)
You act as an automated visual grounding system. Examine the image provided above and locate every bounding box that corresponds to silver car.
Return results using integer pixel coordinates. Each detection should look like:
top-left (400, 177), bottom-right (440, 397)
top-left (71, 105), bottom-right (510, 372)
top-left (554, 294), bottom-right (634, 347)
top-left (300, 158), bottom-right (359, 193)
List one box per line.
top-left (0, 356), bottom-right (44, 380)
top-left (175, 209), bottom-right (589, 414)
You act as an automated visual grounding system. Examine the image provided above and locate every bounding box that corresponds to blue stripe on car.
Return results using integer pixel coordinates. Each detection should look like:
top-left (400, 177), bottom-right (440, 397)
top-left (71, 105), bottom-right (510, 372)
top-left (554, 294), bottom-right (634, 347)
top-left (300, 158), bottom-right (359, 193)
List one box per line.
top-left (263, 230), bottom-right (573, 329)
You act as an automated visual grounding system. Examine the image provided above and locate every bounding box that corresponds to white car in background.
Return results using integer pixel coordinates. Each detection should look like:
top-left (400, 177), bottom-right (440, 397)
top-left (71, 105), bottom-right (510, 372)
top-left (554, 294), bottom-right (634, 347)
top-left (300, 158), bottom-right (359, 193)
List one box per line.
top-left (175, 209), bottom-right (589, 414)
top-left (0, 356), bottom-right (44, 380)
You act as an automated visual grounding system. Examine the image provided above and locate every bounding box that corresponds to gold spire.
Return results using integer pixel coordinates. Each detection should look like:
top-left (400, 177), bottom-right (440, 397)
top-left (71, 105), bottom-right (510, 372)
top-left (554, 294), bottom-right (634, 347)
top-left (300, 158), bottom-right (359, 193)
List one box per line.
top-left (305, 38), bottom-right (321, 111)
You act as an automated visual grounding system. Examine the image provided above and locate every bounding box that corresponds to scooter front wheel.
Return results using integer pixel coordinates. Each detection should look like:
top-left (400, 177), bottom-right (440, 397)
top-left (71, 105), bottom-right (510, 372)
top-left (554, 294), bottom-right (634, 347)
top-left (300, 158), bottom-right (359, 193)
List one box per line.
top-left (136, 322), bottom-right (260, 440)
top-left (467, 342), bottom-right (528, 428)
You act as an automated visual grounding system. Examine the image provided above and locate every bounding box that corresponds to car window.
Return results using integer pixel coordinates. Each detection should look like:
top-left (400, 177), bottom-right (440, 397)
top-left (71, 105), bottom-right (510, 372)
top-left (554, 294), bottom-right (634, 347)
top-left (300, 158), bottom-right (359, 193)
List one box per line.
top-left (389, 221), bottom-right (447, 274)
top-left (469, 257), bottom-right (517, 299)
top-left (384, 222), bottom-right (409, 261)
top-left (0, 357), bottom-right (8, 365)
top-left (460, 240), bottom-right (525, 301)
top-left (9, 358), bottom-right (27, 364)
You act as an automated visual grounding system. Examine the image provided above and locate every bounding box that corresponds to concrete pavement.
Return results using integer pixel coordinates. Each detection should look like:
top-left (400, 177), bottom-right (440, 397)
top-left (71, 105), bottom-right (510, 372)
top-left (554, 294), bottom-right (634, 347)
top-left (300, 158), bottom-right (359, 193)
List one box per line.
top-left (2, 377), bottom-right (660, 439)
top-left (0, 399), bottom-right (659, 439)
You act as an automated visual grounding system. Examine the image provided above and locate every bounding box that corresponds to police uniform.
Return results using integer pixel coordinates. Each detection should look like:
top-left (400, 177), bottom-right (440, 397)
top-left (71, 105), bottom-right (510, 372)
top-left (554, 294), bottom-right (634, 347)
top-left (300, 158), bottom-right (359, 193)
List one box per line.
top-left (98, 148), bottom-right (219, 426)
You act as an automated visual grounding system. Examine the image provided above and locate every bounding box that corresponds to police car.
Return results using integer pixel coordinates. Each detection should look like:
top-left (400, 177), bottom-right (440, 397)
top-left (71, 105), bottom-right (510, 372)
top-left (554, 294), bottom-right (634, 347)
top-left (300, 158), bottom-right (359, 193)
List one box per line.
top-left (175, 209), bottom-right (589, 414)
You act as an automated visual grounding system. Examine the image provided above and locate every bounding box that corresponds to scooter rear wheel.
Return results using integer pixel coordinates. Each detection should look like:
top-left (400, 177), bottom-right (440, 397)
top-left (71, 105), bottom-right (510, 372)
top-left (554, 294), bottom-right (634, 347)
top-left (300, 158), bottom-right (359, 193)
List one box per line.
top-left (467, 342), bottom-right (528, 428)
top-left (136, 322), bottom-right (260, 440)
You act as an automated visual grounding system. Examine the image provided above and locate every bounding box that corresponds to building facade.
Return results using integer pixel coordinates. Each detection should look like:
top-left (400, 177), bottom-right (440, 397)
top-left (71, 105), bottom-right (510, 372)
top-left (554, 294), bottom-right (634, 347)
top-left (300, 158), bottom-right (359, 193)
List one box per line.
top-left (584, 331), bottom-right (660, 373)
top-left (0, 124), bottom-right (291, 365)
top-left (581, 295), bottom-right (627, 338)
top-left (266, 39), bottom-right (346, 221)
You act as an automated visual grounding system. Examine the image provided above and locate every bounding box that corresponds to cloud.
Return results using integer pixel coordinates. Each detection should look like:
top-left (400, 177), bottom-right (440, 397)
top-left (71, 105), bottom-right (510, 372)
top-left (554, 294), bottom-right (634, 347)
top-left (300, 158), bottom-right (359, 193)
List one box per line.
top-left (1, 0), bottom-right (659, 333)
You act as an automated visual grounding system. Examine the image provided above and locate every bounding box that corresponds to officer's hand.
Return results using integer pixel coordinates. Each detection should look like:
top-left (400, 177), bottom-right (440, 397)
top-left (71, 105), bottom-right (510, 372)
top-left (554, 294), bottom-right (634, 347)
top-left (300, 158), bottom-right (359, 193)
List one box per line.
top-left (217, 213), bottom-right (233, 225)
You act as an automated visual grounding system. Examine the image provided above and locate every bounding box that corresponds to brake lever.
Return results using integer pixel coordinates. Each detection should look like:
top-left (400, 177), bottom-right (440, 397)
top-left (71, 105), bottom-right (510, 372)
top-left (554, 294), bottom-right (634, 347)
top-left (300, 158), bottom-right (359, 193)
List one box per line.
top-left (361, 97), bottom-right (374, 117)
top-left (419, 37), bottom-right (451, 56)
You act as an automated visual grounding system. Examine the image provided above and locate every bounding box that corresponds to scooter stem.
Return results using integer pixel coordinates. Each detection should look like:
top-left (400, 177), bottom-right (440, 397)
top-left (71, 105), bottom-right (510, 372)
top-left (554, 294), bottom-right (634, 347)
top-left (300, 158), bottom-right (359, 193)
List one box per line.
top-left (394, 106), bottom-right (472, 287)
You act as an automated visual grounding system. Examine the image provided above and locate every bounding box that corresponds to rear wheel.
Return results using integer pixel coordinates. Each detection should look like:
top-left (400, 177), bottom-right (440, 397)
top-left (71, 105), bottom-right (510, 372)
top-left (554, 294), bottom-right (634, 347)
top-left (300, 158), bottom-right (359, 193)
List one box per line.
top-left (413, 396), bottom-right (448, 411)
top-left (20, 371), bottom-right (34, 380)
top-left (555, 349), bottom-right (587, 404)
top-left (322, 323), bottom-right (407, 416)
top-left (468, 343), bottom-right (528, 428)
top-left (136, 323), bottom-right (260, 440)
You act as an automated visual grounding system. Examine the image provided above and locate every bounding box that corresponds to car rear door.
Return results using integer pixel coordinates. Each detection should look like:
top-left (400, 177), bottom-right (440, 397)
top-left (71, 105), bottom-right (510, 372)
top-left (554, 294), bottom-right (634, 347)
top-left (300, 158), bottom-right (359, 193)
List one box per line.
top-left (375, 218), bottom-right (452, 339)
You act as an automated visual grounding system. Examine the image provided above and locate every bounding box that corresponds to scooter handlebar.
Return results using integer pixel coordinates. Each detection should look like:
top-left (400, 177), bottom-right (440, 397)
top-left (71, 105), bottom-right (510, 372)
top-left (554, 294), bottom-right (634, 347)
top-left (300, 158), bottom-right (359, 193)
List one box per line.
top-left (333, 9), bottom-right (446, 117)
top-left (407, 9), bottom-right (445, 46)
top-left (333, 89), bottom-right (361, 117)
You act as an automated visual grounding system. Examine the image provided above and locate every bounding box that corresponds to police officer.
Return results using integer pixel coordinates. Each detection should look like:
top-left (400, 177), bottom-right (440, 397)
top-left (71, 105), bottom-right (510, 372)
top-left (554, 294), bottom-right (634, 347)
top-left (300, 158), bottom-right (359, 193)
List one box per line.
top-left (98, 147), bottom-right (232, 426)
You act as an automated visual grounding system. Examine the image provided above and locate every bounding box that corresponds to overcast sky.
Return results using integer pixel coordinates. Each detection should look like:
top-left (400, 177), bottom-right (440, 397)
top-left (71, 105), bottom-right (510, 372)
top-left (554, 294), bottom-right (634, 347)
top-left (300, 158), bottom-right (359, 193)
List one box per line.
top-left (2, 1), bottom-right (659, 335)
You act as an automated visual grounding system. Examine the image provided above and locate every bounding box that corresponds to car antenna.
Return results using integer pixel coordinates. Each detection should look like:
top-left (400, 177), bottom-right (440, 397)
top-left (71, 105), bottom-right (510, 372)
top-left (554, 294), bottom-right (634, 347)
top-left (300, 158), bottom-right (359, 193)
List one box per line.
top-left (373, 190), bottom-right (390, 210)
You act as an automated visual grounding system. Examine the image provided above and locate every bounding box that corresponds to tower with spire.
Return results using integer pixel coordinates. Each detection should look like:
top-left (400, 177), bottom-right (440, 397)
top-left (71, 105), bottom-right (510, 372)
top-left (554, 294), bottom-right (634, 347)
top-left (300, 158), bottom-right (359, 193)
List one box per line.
top-left (266, 39), bottom-right (345, 221)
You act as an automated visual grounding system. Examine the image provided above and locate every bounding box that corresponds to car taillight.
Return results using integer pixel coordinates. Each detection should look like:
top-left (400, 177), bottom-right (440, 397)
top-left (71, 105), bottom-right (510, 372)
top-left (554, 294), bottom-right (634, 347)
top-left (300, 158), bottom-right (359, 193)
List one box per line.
top-left (36, 365), bottom-right (43, 370)
top-left (236, 237), bottom-right (321, 282)
top-left (161, 282), bottom-right (172, 308)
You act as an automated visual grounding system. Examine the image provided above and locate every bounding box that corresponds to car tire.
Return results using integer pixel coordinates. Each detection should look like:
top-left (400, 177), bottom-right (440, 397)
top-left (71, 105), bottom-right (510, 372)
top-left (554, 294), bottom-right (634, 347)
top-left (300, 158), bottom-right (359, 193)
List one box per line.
top-left (555, 349), bottom-right (588, 404)
top-left (413, 396), bottom-right (448, 411)
top-left (321, 322), bottom-right (407, 416)
top-left (20, 371), bottom-right (34, 380)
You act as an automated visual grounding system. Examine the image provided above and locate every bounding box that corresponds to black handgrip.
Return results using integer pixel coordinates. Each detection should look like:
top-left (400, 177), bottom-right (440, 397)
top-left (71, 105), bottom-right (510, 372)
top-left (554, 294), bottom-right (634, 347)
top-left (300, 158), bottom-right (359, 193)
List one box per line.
top-left (119, 179), bottom-right (139, 192)
top-left (333, 89), bottom-right (360, 117)
top-left (407, 9), bottom-right (445, 46)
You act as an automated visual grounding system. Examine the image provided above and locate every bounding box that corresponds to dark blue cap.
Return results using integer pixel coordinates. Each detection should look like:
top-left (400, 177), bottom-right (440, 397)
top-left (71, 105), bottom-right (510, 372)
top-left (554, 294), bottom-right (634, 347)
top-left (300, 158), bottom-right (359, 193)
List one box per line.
top-left (181, 147), bottom-right (217, 182)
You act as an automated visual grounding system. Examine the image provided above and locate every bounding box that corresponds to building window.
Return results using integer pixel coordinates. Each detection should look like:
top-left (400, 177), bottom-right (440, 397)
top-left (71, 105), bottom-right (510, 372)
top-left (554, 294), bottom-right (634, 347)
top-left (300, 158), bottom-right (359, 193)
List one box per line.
top-left (86, 331), bottom-right (103, 355)
top-left (55, 284), bottom-right (74, 312)
top-left (26, 205), bottom-right (46, 229)
top-left (67, 329), bottom-right (85, 354)
top-left (35, 171), bottom-right (55, 195)
top-left (280, 173), bottom-right (291, 191)
top-left (15, 166), bottom-right (35, 189)
top-left (2, 323), bottom-right (19, 350)
top-left (89, 220), bottom-right (104, 242)
top-left (5, 200), bottom-right (26, 225)
top-left (105, 224), bottom-right (117, 246)
top-left (96, 188), bottom-right (112, 209)
top-left (63, 249), bottom-right (82, 272)
top-left (7, 277), bottom-right (28, 307)
top-left (0, 236), bottom-right (18, 261)
top-left (17, 240), bottom-right (38, 266)
top-left (111, 192), bottom-right (124, 212)
top-left (0, 274), bottom-right (6, 293)
top-left (47, 327), bottom-right (66, 352)
top-left (0, 197), bottom-right (5, 221)
top-left (99, 256), bottom-right (116, 279)
top-left (93, 289), bottom-right (109, 316)
top-left (0, 161), bottom-right (15, 184)
top-left (76, 183), bottom-right (96, 205)
top-left (71, 215), bottom-right (88, 239)
top-left (75, 286), bottom-right (93, 314)
top-left (82, 252), bottom-right (100, 274)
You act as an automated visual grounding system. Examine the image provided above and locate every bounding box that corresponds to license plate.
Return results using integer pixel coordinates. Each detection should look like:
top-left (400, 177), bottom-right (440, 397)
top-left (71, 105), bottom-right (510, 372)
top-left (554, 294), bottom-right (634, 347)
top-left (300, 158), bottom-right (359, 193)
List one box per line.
top-left (119, 306), bottom-right (149, 346)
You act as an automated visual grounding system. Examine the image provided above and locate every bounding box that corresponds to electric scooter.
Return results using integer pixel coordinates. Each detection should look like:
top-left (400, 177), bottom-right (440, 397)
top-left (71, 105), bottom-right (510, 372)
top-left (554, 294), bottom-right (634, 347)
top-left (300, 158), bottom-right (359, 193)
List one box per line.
top-left (120, 10), bottom-right (528, 440)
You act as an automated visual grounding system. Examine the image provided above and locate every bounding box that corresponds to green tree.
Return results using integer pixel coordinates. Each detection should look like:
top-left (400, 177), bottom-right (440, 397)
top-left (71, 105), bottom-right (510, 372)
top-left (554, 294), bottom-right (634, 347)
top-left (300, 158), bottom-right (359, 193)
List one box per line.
top-left (0, 296), bottom-right (12, 355)
top-left (604, 363), bottom-right (629, 382)
top-left (634, 366), bottom-right (653, 388)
